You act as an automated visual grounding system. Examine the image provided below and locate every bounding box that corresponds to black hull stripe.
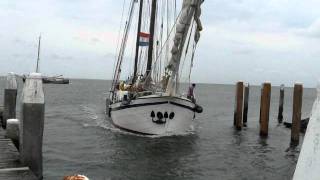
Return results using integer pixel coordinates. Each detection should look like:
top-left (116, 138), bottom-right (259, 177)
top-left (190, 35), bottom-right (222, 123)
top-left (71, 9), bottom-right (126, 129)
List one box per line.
top-left (111, 101), bottom-right (168, 111)
top-left (111, 101), bottom-right (195, 112)
top-left (169, 102), bottom-right (194, 111)
top-left (138, 96), bottom-right (192, 103)
top-left (111, 120), bottom-right (154, 135)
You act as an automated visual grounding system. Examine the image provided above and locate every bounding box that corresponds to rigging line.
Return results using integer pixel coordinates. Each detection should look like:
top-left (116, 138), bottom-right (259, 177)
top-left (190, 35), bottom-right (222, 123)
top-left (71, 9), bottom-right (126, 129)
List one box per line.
top-left (111, 0), bottom-right (126, 84)
top-left (145, 0), bottom-right (157, 76)
top-left (129, 12), bottom-right (139, 77)
top-left (141, 51), bottom-right (148, 75)
top-left (154, 0), bottom-right (159, 80)
top-left (147, 0), bottom-right (151, 21)
top-left (158, 0), bottom-right (165, 82)
top-left (165, 0), bottom-right (170, 66)
top-left (133, 0), bottom-right (144, 83)
top-left (144, 5), bottom-right (183, 82)
top-left (151, 9), bottom-right (183, 70)
top-left (137, 49), bottom-right (143, 76)
top-left (111, 21), bottom-right (127, 92)
top-left (112, 2), bottom-right (130, 83)
top-left (140, 0), bottom-right (150, 74)
top-left (154, 0), bottom-right (164, 81)
top-left (179, 19), bottom-right (195, 77)
top-left (189, 42), bottom-right (198, 85)
top-left (112, 0), bottom-right (137, 93)
top-left (142, 0), bottom-right (148, 34)
top-left (174, 0), bottom-right (177, 20)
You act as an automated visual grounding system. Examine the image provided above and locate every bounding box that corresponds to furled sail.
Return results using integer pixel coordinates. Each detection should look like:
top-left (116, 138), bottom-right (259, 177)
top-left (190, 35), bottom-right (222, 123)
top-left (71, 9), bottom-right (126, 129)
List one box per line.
top-left (166, 0), bottom-right (204, 95)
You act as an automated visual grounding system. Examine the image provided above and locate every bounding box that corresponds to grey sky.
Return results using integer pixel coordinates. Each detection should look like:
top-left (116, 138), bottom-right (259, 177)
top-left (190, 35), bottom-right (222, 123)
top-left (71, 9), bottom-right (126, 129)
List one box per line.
top-left (0, 0), bottom-right (320, 87)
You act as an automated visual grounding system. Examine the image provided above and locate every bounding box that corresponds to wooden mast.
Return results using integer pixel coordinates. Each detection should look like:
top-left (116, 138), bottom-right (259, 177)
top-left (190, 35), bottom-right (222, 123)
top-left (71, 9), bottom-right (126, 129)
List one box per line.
top-left (145, 0), bottom-right (157, 77)
top-left (133, 0), bottom-right (144, 83)
top-left (36, 35), bottom-right (41, 73)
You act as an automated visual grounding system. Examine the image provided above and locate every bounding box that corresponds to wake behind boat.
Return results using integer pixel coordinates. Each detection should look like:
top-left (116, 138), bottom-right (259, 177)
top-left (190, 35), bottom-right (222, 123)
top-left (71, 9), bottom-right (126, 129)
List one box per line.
top-left (107, 0), bottom-right (204, 135)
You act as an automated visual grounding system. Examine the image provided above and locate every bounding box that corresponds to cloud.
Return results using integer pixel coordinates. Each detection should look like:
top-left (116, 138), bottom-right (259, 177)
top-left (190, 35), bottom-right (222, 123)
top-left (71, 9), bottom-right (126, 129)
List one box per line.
top-left (1, 0), bottom-right (320, 86)
top-left (294, 19), bottom-right (320, 38)
top-left (50, 54), bottom-right (74, 61)
top-left (13, 38), bottom-right (35, 47)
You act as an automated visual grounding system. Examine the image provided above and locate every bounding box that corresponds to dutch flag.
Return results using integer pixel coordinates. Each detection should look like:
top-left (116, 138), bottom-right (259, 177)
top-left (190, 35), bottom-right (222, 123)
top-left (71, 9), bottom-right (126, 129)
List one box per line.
top-left (139, 32), bottom-right (150, 46)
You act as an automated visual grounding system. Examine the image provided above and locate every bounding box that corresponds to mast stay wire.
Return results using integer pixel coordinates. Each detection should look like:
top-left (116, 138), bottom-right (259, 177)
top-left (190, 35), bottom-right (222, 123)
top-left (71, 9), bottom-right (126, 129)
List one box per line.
top-left (111, 0), bottom-right (137, 94)
top-left (179, 19), bottom-right (195, 81)
top-left (150, 9), bottom-right (183, 74)
top-left (110, 0), bottom-right (126, 84)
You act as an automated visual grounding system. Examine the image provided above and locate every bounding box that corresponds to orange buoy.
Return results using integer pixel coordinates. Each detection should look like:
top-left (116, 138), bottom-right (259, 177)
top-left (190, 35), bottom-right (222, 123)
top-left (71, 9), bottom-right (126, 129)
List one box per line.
top-left (63, 175), bottom-right (89, 180)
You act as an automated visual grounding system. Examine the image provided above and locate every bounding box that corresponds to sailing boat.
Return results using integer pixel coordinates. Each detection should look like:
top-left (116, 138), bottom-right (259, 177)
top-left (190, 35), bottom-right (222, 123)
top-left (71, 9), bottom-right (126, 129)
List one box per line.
top-left (23, 36), bottom-right (70, 84)
top-left (108, 0), bottom-right (204, 135)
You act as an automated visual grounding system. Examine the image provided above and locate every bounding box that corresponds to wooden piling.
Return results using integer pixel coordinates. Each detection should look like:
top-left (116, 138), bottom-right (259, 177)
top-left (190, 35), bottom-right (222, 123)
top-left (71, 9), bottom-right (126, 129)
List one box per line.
top-left (20, 73), bottom-right (45, 179)
top-left (278, 84), bottom-right (285, 123)
top-left (291, 83), bottom-right (303, 146)
top-left (0, 106), bottom-right (3, 121)
top-left (243, 83), bottom-right (250, 127)
top-left (234, 81), bottom-right (244, 130)
top-left (259, 82), bottom-right (271, 137)
top-left (3, 73), bottom-right (18, 129)
top-left (6, 119), bottom-right (20, 149)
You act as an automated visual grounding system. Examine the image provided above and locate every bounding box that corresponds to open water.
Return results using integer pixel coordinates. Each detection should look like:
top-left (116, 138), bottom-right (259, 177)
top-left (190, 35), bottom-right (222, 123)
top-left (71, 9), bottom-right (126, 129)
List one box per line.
top-left (0, 79), bottom-right (316, 180)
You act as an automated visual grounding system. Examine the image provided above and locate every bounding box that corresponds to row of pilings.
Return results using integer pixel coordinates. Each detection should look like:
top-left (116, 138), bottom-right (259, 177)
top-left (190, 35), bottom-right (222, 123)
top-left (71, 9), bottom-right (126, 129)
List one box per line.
top-left (1, 73), bottom-right (45, 179)
top-left (233, 81), bottom-right (303, 146)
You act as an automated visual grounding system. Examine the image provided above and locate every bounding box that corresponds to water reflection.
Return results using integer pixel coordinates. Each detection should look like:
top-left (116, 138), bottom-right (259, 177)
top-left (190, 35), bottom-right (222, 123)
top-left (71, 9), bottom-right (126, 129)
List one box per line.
top-left (110, 133), bottom-right (199, 180)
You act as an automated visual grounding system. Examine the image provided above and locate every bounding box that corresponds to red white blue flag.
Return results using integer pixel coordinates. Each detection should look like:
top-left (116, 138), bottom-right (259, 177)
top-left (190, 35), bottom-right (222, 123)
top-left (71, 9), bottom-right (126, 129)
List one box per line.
top-left (139, 32), bottom-right (150, 46)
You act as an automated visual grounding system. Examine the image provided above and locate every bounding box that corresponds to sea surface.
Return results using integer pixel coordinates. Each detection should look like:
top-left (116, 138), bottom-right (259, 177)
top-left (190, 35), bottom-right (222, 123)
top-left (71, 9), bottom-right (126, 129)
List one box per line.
top-left (0, 78), bottom-right (316, 180)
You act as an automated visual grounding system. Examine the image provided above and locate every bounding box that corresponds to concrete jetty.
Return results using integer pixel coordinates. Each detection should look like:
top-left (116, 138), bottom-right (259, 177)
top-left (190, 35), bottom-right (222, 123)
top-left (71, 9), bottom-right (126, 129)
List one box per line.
top-left (2, 72), bottom-right (17, 129)
top-left (20, 73), bottom-right (45, 179)
top-left (293, 83), bottom-right (320, 179)
top-left (0, 72), bottom-right (44, 180)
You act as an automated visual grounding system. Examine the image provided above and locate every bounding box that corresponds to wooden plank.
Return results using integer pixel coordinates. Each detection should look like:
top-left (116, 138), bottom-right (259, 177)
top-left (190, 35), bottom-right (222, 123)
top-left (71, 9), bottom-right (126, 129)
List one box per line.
top-left (0, 138), bottom-right (21, 169)
top-left (0, 128), bottom-right (37, 179)
top-left (0, 170), bottom-right (36, 180)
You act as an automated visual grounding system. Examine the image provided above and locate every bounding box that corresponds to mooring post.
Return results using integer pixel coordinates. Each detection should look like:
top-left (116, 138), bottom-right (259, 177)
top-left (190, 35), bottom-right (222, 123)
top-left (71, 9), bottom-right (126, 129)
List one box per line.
top-left (278, 84), bottom-right (285, 123)
top-left (243, 83), bottom-right (250, 127)
top-left (291, 83), bottom-right (303, 146)
top-left (234, 81), bottom-right (244, 130)
top-left (0, 106), bottom-right (3, 121)
top-left (20, 73), bottom-right (45, 179)
top-left (260, 82), bottom-right (271, 137)
top-left (3, 72), bottom-right (18, 129)
top-left (6, 118), bottom-right (20, 149)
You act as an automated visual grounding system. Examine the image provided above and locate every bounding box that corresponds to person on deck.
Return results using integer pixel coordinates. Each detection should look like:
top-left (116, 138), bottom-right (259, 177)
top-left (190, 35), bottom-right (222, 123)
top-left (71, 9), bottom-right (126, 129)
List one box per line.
top-left (187, 83), bottom-right (196, 102)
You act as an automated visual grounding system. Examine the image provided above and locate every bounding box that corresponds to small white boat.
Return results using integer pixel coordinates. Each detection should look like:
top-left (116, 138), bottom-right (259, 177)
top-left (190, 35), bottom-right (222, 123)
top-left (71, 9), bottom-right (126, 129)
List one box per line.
top-left (107, 0), bottom-right (204, 135)
top-left (42, 75), bottom-right (70, 84)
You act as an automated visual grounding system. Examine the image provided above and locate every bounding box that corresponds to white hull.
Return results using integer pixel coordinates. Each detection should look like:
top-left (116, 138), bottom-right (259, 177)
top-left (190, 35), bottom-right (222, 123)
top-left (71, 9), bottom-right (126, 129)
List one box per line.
top-left (109, 95), bottom-right (196, 135)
